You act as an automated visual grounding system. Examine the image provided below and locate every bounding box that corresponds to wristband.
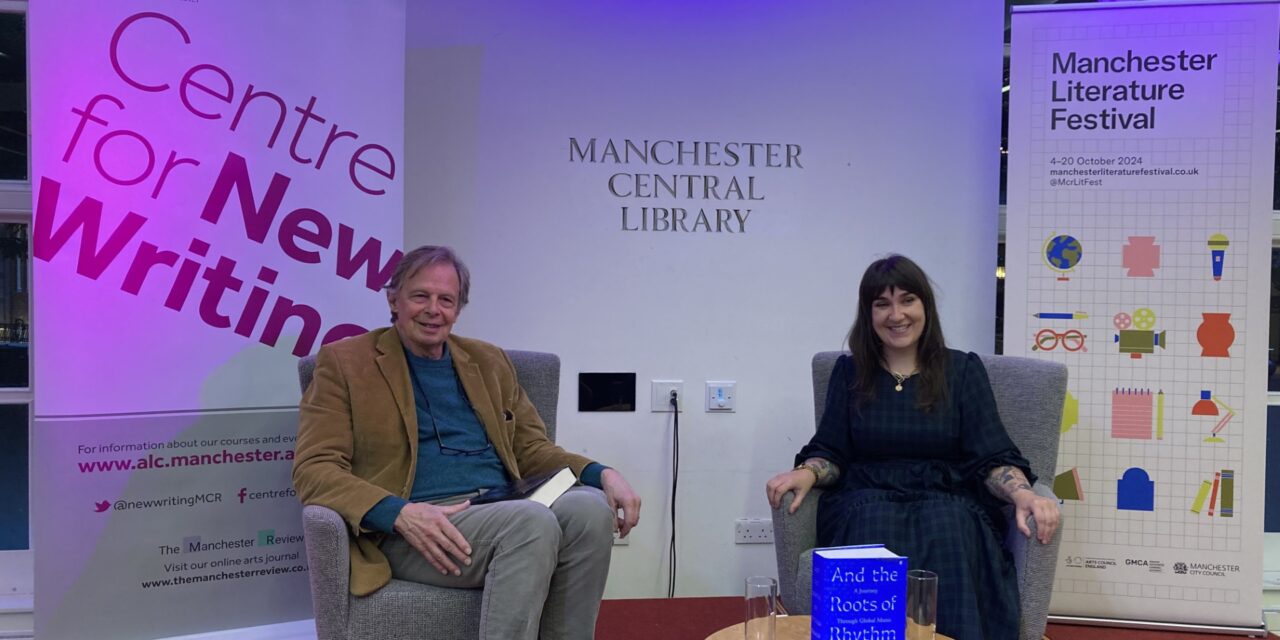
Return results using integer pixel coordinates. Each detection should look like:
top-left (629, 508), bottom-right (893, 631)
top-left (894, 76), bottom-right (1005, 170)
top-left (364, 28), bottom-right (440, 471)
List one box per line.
top-left (793, 463), bottom-right (819, 483)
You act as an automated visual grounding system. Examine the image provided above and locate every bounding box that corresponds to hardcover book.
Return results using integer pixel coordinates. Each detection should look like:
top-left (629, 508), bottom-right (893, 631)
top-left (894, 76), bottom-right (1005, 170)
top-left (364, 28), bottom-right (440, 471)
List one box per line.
top-left (811, 544), bottom-right (907, 640)
top-left (471, 466), bottom-right (576, 507)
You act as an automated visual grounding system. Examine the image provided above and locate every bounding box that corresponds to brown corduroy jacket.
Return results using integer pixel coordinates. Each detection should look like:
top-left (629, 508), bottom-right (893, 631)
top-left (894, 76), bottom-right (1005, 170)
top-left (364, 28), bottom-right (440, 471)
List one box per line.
top-left (291, 327), bottom-right (593, 596)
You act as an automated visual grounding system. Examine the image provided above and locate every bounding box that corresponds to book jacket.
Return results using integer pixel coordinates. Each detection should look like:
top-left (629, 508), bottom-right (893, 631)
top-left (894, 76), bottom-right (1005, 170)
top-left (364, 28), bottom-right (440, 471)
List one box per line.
top-left (811, 544), bottom-right (907, 639)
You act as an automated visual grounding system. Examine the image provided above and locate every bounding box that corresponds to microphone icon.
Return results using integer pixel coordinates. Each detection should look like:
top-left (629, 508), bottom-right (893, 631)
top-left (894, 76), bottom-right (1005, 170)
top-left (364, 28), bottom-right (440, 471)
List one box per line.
top-left (1207, 233), bottom-right (1229, 281)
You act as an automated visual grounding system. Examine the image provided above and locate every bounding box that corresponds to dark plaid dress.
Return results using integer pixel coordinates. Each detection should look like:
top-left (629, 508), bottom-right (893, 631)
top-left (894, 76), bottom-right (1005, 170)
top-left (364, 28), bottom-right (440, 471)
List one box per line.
top-left (796, 351), bottom-right (1031, 640)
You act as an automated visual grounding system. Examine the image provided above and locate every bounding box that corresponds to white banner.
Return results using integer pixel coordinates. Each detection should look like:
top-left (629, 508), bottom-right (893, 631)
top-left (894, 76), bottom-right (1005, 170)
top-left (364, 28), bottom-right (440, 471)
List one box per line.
top-left (30, 1), bottom-right (404, 637)
top-left (1006, 0), bottom-right (1277, 630)
top-left (404, 0), bottom-right (1006, 596)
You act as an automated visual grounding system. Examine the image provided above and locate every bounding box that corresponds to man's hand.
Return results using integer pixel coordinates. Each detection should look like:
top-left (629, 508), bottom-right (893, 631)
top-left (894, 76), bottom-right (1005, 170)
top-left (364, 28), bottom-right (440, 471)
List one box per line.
top-left (393, 501), bottom-right (473, 576)
top-left (600, 468), bottom-right (641, 537)
top-left (1012, 489), bottom-right (1061, 545)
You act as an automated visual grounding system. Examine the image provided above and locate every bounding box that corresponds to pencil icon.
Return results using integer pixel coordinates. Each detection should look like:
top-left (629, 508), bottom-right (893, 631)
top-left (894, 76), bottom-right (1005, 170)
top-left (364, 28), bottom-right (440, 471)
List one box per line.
top-left (1156, 390), bottom-right (1164, 440)
top-left (1033, 312), bottom-right (1089, 320)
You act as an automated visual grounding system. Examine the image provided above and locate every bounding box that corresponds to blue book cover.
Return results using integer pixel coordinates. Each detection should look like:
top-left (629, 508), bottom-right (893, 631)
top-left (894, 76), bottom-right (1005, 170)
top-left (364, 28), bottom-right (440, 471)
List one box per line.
top-left (811, 544), bottom-right (907, 639)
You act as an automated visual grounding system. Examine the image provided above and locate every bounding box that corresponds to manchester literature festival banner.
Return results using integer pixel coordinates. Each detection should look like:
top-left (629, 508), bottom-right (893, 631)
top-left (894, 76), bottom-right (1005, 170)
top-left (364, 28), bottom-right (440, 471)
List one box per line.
top-left (30, 1), bottom-right (404, 637)
top-left (1006, 0), bottom-right (1278, 632)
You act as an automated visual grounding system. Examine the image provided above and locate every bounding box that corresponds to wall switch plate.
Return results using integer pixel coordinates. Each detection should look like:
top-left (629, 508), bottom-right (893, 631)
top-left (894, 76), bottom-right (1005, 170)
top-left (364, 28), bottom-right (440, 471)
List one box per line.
top-left (650, 380), bottom-right (683, 412)
top-left (734, 518), bottom-right (774, 544)
top-left (705, 380), bottom-right (736, 412)
top-left (613, 532), bottom-right (629, 546)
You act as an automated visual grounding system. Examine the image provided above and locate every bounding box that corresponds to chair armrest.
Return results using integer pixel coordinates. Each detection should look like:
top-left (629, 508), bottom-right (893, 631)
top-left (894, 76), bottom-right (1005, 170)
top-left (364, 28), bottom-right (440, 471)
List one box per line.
top-left (771, 488), bottom-right (822, 614)
top-left (302, 504), bottom-right (352, 640)
top-left (1002, 481), bottom-right (1062, 640)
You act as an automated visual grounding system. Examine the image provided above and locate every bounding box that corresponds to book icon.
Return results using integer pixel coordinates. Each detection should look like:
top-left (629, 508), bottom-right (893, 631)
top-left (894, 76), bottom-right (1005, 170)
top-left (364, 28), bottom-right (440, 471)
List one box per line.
top-left (1054, 468), bottom-right (1083, 501)
top-left (1190, 469), bottom-right (1234, 517)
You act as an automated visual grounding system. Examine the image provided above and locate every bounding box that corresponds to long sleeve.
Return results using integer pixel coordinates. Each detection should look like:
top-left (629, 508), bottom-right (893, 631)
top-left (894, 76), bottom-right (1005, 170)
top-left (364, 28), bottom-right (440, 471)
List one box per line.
top-left (291, 345), bottom-right (400, 535)
top-left (796, 355), bottom-right (855, 474)
top-left (955, 351), bottom-right (1035, 485)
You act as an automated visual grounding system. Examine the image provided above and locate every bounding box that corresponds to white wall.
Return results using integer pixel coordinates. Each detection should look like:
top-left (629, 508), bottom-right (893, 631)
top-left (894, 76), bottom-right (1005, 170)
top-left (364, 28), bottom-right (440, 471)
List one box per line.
top-left (405, 0), bottom-right (1003, 597)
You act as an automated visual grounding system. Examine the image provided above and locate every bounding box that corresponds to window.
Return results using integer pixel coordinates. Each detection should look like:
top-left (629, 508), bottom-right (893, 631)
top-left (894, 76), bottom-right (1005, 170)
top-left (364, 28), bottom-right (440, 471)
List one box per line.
top-left (0, 4), bottom-right (29, 614)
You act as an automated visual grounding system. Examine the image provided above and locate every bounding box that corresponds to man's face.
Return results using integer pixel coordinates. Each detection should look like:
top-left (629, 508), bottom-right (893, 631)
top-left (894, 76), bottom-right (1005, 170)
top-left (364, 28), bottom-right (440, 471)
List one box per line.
top-left (388, 261), bottom-right (462, 359)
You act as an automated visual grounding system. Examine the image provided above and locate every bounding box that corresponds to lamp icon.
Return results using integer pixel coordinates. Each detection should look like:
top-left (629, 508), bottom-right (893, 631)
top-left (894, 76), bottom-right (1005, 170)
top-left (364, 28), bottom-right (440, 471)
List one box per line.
top-left (1191, 389), bottom-right (1235, 443)
top-left (1207, 233), bottom-right (1229, 281)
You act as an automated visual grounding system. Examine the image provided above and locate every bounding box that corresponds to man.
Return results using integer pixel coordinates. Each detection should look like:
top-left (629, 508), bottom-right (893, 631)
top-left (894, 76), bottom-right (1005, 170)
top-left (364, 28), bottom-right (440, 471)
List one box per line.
top-left (293, 245), bottom-right (641, 640)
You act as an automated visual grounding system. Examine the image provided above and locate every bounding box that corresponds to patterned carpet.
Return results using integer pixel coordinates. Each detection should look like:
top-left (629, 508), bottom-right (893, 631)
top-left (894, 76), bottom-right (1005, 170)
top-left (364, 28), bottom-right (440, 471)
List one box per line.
top-left (594, 596), bottom-right (1278, 640)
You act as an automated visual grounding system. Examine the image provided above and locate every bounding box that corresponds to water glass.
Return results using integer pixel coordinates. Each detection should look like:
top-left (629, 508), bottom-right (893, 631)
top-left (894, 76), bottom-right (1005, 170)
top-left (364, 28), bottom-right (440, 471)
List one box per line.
top-left (906, 569), bottom-right (938, 640)
top-left (744, 575), bottom-right (777, 640)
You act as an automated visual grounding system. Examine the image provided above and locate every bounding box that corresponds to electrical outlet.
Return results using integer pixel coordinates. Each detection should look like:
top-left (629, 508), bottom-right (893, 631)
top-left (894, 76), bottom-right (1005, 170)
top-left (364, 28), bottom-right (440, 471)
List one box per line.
top-left (734, 518), bottom-right (774, 544)
top-left (650, 380), bottom-right (683, 412)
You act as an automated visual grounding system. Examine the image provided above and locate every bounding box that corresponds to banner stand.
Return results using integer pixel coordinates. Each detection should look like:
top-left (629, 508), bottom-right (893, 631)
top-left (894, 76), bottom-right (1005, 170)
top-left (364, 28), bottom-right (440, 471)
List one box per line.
top-left (1006, 0), bottom-right (1279, 633)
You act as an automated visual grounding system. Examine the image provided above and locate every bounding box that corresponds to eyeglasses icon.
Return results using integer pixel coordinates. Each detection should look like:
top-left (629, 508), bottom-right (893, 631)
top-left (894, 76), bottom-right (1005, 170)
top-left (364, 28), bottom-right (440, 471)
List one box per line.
top-left (1032, 328), bottom-right (1087, 352)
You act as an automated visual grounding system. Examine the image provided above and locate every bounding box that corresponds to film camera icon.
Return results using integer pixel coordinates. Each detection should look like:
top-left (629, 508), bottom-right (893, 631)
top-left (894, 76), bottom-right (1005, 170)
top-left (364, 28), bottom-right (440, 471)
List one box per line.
top-left (1113, 308), bottom-right (1167, 359)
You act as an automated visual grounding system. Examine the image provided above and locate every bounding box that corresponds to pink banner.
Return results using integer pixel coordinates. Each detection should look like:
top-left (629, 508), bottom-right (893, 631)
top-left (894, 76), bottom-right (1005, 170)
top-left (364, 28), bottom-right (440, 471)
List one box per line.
top-left (31, 2), bottom-right (405, 637)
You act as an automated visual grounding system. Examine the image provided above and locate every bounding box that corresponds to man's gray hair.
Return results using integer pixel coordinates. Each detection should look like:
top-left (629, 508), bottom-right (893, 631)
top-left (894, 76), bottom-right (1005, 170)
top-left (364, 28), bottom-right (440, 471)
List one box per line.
top-left (385, 245), bottom-right (471, 306)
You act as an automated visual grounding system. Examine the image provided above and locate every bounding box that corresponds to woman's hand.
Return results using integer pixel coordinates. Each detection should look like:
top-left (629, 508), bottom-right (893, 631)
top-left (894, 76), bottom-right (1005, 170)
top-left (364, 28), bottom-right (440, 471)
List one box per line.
top-left (766, 468), bottom-right (818, 514)
top-left (1012, 488), bottom-right (1060, 544)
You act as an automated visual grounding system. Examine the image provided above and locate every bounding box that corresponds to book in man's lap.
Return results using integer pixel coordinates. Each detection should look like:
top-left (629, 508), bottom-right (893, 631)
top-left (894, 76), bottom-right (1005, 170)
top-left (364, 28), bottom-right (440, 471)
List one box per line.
top-left (471, 466), bottom-right (576, 507)
top-left (811, 544), bottom-right (907, 639)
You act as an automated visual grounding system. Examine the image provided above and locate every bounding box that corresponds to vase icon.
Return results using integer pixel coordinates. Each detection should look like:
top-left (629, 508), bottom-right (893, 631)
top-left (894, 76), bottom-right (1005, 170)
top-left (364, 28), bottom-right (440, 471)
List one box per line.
top-left (1197, 313), bottom-right (1234, 357)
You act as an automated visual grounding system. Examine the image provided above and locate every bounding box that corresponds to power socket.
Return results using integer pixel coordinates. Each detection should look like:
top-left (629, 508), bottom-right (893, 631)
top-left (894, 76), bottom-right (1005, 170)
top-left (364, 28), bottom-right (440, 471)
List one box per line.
top-left (734, 518), bottom-right (774, 544)
top-left (650, 380), bottom-right (683, 412)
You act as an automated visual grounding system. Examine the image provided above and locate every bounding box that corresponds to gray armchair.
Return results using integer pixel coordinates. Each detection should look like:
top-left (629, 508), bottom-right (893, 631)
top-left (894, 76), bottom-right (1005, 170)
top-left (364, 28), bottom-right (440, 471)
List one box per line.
top-left (297, 350), bottom-right (563, 640)
top-left (772, 352), bottom-right (1066, 640)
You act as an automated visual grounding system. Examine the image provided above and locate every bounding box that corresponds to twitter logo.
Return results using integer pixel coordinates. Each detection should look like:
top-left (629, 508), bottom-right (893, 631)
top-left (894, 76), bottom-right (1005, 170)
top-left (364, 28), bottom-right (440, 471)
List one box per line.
top-left (94, 501), bottom-right (110, 513)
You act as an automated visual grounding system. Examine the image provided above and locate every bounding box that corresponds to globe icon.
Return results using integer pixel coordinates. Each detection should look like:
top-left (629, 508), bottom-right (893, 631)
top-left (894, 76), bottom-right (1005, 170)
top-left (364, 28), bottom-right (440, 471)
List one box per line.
top-left (1043, 234), bottom-right (1083, 280)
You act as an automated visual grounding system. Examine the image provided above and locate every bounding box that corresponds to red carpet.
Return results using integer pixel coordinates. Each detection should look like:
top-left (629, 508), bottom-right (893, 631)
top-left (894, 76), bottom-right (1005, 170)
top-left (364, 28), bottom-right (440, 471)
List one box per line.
top-left (595, 597), bottom-right (1278, 640)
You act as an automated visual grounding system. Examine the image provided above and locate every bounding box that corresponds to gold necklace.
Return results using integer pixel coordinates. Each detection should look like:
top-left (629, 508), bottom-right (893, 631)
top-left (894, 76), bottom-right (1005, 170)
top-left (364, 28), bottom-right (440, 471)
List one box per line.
top-left (890, 369), bottom-right (916, 392)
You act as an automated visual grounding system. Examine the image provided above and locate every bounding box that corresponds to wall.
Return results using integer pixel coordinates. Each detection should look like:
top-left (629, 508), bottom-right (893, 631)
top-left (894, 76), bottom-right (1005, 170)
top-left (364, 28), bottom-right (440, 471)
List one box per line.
top-left (404, 0), bottom-right (1004, 597)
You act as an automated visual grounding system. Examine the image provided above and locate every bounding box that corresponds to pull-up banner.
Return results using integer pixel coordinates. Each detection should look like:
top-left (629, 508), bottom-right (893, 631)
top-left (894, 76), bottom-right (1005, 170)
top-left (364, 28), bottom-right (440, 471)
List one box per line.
top-left (1006, 0), bottom-right (1277, 632)
top-left (30, 1), bottom-right (404, 637)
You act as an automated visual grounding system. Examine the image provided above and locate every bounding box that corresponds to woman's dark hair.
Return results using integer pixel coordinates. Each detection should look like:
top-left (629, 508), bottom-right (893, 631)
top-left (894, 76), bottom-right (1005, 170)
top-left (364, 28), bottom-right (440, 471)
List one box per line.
top-left (846, 254), bottom-right (948, 412)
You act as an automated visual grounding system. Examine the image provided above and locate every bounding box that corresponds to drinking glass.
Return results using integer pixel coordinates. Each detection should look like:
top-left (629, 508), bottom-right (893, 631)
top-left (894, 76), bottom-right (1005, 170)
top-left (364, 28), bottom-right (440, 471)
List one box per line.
top-left (906, 569), bottom-right (937, 640)
top-left (744, 575), bottom-right (777, 640)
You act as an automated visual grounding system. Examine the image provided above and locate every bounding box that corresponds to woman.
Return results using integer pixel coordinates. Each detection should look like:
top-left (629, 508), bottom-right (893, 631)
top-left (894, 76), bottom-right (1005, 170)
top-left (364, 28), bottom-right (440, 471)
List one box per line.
top-left (766, 254), bottom-right (1059, 640)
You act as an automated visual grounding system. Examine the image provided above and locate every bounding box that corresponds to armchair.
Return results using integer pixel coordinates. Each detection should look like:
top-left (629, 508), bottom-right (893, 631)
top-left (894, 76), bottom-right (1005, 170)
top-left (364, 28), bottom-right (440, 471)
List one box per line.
top-left (297, 350), bottom-right (563, 640)
top-left (771, 352), bottom-right (1066, 640)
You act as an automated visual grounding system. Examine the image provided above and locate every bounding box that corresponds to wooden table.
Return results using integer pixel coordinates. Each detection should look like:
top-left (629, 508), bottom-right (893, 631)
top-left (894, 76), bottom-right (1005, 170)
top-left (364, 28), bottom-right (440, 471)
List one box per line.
top-left (705, 615), bottom-right (953, 640)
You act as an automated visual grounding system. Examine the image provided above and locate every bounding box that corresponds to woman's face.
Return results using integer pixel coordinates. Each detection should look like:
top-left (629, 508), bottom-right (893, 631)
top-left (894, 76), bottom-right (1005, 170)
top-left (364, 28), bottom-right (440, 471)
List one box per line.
top-left (871, 286), bottom-right (925, 359)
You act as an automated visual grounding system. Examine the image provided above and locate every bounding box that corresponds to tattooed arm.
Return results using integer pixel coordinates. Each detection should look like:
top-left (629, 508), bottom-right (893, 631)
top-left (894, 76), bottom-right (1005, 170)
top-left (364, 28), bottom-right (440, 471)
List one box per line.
top-left (766, 457), bottom-right (841, 514)
top-left (799, 457), bottom-right (841, 488)
top-left (986, 464), bottom-right (1061, 544)
top-left (984, 464), bottom-right (1033, 502)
